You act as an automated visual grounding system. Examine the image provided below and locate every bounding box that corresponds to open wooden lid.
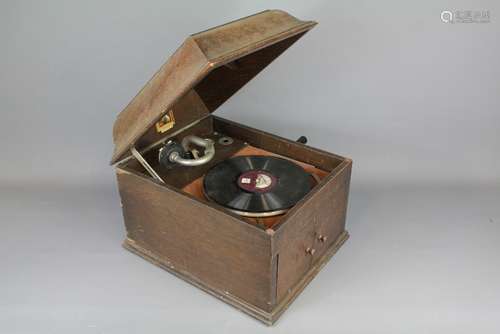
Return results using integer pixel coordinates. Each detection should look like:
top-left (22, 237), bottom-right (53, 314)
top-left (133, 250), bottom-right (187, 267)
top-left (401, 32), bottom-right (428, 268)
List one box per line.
top-left (111, 10), bottom-right (316, 164)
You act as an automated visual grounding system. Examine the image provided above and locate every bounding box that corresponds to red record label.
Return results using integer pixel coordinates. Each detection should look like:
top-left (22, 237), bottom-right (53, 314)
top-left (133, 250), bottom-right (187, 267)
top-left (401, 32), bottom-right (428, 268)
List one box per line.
top-left (237, 170), bottom-right (277, 193)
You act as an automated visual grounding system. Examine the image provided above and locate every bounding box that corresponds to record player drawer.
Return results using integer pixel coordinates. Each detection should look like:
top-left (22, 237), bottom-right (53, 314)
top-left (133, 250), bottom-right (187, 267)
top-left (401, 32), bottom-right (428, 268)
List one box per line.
top-left (274, 161), bottom-right (351, 302)
top-left (274, 213), bottom-right (318, 300)
top-left (312, 172), bottom-right (350, 261)
top-left (275, 218), bottom-right (345, 301)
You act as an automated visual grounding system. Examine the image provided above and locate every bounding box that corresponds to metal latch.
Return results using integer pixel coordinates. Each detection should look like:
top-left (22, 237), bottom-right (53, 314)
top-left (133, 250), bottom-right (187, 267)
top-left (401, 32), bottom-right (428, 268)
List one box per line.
top-left (155, 110), bottom-right (175, 133)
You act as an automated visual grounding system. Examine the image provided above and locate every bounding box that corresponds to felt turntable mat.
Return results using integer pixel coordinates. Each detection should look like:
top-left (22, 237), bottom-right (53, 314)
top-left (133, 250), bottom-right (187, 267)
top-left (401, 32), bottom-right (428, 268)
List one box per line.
top-left (182, 145), bottom-right (328, 229)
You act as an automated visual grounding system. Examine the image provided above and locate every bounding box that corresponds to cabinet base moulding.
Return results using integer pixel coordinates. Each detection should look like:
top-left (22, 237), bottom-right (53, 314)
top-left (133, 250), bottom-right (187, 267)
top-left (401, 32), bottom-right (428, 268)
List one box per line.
top-left (123, 230), bottom-right (349, 325)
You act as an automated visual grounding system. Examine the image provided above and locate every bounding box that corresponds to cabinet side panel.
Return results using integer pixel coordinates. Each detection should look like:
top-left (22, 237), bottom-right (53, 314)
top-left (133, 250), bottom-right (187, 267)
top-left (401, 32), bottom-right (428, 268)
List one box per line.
top-left (273, 161), bottom-right (351, 303)
top-left (116, 169), bottom-right (273, 311)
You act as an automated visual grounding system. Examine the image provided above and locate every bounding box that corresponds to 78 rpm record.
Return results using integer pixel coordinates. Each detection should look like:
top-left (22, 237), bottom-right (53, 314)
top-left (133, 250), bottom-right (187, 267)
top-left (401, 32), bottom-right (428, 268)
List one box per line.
top-left (203, 156), bottom-right (314, 217)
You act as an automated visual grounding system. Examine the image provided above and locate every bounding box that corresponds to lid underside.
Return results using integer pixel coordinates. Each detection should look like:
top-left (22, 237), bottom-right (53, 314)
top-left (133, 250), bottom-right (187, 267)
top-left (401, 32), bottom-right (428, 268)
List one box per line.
top-left (111, 10), bottom-right (316, 164)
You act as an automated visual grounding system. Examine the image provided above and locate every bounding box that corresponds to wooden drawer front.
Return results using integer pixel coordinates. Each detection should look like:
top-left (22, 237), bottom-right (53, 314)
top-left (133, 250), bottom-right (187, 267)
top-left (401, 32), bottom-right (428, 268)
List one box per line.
top-left (312, 163), bottom-right (351, 263)
top-left (274, 161), bottom-right (351, 303)
top-left (275, 209), bottom-right (318, 301)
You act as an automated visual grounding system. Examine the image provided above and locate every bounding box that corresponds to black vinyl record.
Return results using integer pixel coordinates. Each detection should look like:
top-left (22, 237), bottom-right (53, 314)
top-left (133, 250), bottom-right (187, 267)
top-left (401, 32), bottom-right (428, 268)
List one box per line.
top-left (203, 156), bottom-right (313, 217)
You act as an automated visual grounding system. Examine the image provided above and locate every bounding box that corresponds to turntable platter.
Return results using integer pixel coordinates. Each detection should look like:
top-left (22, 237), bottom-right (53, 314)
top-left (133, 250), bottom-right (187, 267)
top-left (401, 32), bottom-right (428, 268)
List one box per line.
top-left (203, 156), bottom-right (314, 217)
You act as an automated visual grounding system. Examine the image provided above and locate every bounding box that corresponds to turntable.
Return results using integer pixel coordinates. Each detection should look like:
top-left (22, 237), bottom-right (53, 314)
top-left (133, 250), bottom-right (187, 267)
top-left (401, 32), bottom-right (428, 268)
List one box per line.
top-left (111, 10), bottom-right (352, 325)
top-left (203, 155), bottom-right (314, 218)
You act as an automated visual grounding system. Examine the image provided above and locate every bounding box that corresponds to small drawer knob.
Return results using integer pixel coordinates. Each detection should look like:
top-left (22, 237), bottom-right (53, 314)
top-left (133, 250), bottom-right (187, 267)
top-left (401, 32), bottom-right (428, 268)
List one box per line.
top-left (318, 235), bottom-right (328, 242)
top-left (306, 247), bottom-right (316, 255)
